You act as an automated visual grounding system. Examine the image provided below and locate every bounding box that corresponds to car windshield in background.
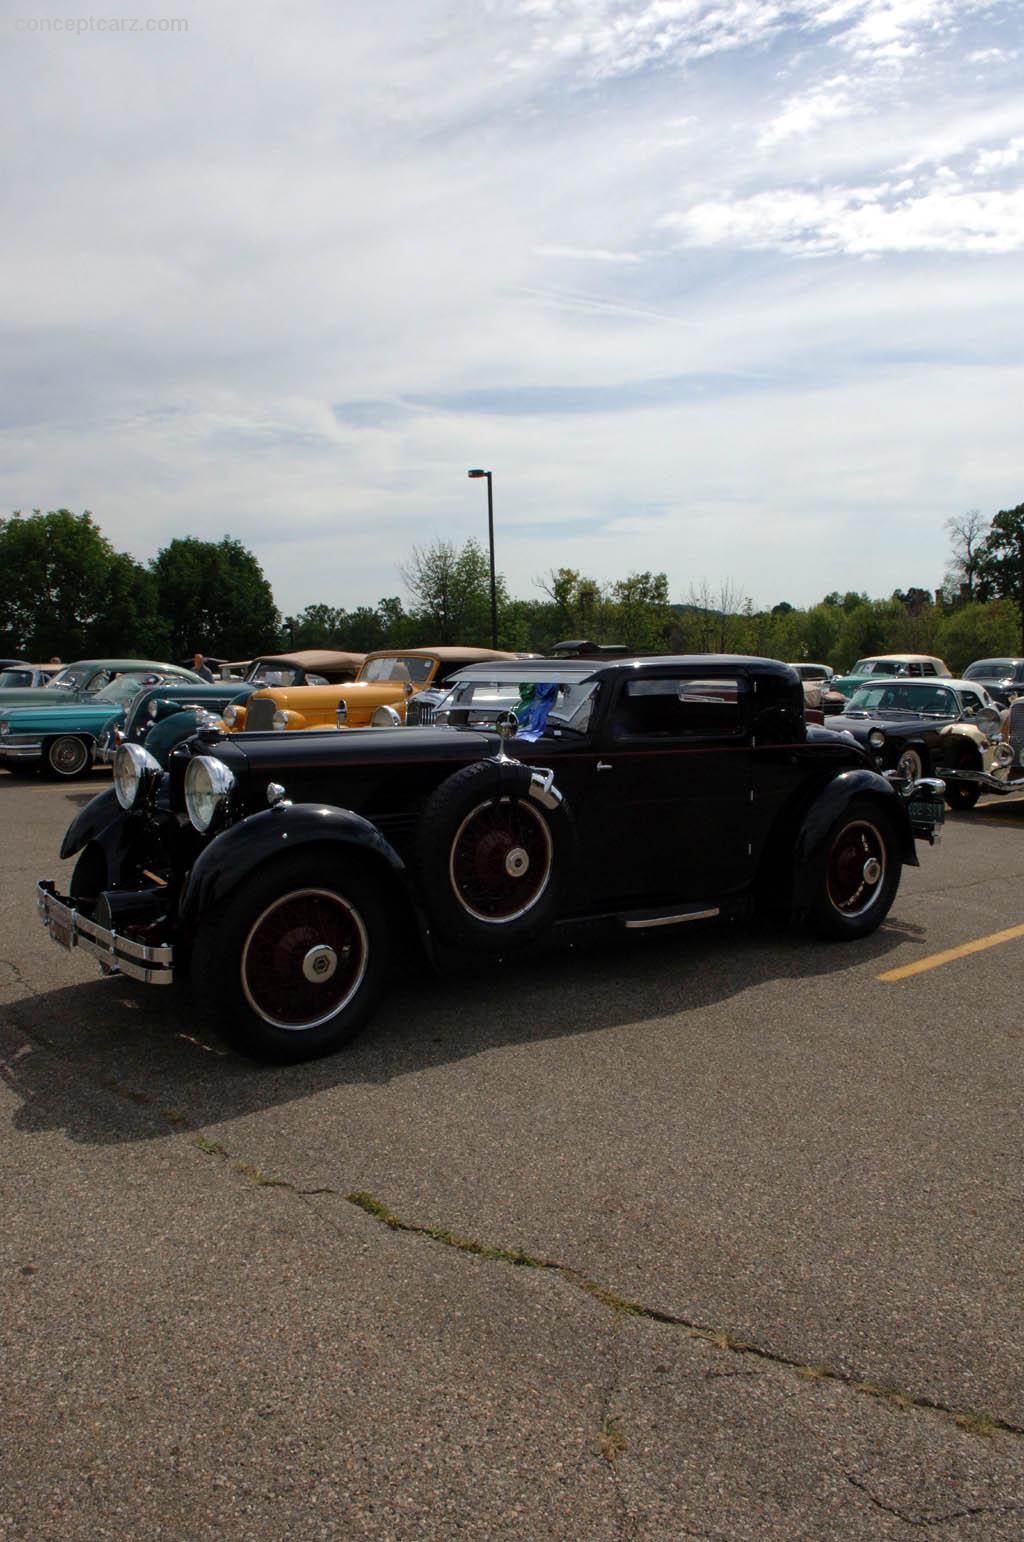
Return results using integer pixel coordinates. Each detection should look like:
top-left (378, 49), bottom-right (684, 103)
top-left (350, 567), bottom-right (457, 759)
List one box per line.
top-left (443, 677), bottom-right (600, 733)
top-left (248, 666), bottom-right (304, 687)
top-left (46, 666), bottom-right (92, 690)
top-left (846, 684), bottom-right (957, 716)
top-left (964, 659), bottom-right (1019, 678)
top-left (0, 670), bottom-right (34, 687)
top-left (795, 666), bottom-right (830, 681)
top-left (361, 656), bottom-right (436, 686)
top-left (91, 675), bottom-right (160, 705)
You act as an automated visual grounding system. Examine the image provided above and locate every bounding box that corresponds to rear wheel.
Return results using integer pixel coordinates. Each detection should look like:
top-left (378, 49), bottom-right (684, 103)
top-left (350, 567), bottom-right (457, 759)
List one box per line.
top-left (807, 798), bottom-right (902, 940)
top-left (44, 735), bottom-right (91, 779)
top-left (190, 855), bottom-right (390, 1062)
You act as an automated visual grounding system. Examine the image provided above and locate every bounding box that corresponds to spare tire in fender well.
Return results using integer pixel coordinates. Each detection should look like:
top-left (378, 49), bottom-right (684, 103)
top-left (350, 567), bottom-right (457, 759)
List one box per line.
top-left (415, 757), bottom-right (575, 947)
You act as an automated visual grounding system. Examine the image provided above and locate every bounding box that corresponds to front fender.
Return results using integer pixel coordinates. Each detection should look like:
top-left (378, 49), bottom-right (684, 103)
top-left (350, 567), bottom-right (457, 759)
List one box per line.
top-left (792, 771), bottom-right (917, 910)
top-left (59, 786), bottom-right (122, 860)
top-left (178, 803), bottom-right (406, 927)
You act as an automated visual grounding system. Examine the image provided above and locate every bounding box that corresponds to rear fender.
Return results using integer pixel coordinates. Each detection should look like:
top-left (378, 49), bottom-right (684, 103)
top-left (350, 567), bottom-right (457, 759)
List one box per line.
top-left (178, 803), bottom-right (407, 929)
top-left (792, 771), bottom-right (917, 911)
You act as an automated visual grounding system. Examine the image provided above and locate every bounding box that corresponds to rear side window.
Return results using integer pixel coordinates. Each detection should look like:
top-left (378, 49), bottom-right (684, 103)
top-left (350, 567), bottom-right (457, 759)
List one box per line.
top-left (615, 676), bottom-right (744, 739)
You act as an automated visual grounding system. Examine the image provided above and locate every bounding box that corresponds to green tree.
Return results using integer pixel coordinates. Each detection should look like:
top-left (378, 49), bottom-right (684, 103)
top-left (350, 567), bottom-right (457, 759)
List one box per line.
top-left (0, 509), bottom-right (165, 659)
top-left (284, 604), bottom-right (348, 649)
top-left (150, 536), bottom-right (280, 659)
top-left (607, 572), bottom-right (671, 651)
top-left (401, 539), bottom-right (509, 645)
top-left (980, 503), bottom-right (1024, 649)
top-left (935, 599), bottom-right (1020, 674)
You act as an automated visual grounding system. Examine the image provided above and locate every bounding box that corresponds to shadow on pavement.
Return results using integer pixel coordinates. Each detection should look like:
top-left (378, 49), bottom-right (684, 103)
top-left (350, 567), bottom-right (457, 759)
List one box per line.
top-left (1, 914), bottom-right (918, 1146)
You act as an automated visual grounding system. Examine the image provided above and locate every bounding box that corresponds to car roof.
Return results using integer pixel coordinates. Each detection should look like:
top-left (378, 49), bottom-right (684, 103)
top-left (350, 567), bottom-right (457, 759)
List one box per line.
top-left (362, 646), bottom-right (519, 662)
top-left (452, 654), bottom-right (800, 684)
top-left (854, 654), bottom-right (946, 664)
top-left (847, 677), bottom-right (989, 693)
top-left (249, 651), bottom-right (366, 669)
top-left (59, 658), bottom-right (201, 672)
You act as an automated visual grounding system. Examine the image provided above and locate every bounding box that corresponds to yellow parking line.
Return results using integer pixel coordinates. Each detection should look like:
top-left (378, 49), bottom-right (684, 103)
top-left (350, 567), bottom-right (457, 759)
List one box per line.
top-left (879, 922), bottom-right (1024, 982)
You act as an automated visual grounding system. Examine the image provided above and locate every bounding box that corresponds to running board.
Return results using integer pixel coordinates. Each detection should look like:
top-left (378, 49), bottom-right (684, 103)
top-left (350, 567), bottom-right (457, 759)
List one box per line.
top-left (622, 905), bottom-right (720, 930)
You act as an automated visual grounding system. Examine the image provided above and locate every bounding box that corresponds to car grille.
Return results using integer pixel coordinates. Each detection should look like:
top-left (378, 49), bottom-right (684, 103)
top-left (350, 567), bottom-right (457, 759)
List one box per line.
top-left (406, 700), bottom-right (435, 726)
top-left (1008, 699), bottom-right (1024, 765)
top-left (245, 698), bottom-right (277, 732)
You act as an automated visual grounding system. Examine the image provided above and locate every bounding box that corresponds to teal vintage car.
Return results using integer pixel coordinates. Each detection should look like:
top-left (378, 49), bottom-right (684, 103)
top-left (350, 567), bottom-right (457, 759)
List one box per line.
top-left (94, 680), bottom-right (259, 767)
top-left (0, 657), bottom-right (202, 713)
top-left (0, 669), bottom-right (202, 778)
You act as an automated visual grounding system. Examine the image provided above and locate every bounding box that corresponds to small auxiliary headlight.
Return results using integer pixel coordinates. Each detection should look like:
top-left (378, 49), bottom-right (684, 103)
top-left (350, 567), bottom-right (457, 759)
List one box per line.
top-left (272, 708), bottom-right (292, 731)
top-left (371, 704), bottom-right (403, 727)
top-left (994, 741), bottom-right (1014, 767)
top-left (868, 729), bottom-right (885, 749)
top-left (222, 704), bottom-right (239, 726)
top-left (114, 743), bottom-right (163, 810)
top-left (184, 754), bottom-right (236, 833)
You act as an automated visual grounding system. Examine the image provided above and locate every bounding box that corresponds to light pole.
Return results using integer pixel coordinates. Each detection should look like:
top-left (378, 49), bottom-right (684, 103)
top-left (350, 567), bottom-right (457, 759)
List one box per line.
top-left (467, 468), bottom-right (498, 648)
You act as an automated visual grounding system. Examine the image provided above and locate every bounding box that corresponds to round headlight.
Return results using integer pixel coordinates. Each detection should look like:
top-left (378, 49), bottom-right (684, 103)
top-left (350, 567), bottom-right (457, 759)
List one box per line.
top-left (371, 704), bottom-right (403, 727)
top-left (114, 743), bottom-right (163, 810)
top-left (868, 729), bottom-right (886, 749)
top-left (272, 708), bottom-right (289, 730)
top-left (335, 700), bottom-right (348, 726)
top-left (222, 704), bottom-right (239, 726)
top-left (994, 741), bottom-right (1014, 767)
top-left (184, 754), bottom-right (236, 832)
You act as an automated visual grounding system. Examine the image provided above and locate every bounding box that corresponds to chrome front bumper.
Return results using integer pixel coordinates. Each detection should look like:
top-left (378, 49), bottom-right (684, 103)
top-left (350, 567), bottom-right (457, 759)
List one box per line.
top-left (36, 881), bottom-right (175, 985)
top-left (0, 736), bottom-right (42, 760)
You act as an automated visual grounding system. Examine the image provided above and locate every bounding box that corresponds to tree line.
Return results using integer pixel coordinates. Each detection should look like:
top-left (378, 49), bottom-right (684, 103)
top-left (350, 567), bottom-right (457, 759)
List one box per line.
top-left (3, 502), bottom-right (1023, 673)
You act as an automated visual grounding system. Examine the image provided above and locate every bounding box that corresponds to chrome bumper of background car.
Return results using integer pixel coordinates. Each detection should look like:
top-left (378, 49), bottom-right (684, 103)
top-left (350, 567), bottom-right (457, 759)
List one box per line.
top-left (0, 736), bottom-right (42, 759)
top-left (36, 881), bottom-right (175, 985)
top-left (943, 766), bottom-right (1024, 795)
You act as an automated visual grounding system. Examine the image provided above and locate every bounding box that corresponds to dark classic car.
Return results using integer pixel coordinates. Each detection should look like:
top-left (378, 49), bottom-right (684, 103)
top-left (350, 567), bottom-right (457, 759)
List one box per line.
top-left (962, 658), bottom-right (1024, 708)
top-left (37, 656), bottom-right (944, 1062)
top-left (94, 681), bottom-right (261, 768)
top-left (828, 677), bottom-right (1006, 810)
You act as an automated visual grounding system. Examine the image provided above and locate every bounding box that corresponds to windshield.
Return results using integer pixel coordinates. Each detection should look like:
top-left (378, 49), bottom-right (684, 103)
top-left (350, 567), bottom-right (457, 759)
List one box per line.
top-left (0, 669), bottom-right (35, 687)
top-left (964, 660), bottom-right (1015, 678)
top-left (91, 674), bottom-right (161, 705)
top-left (360, 656), bottom-right (435, 685)
top-left (846, 683), bottom-right (957, 716)
top-left (46, 666), bottom-right (92, 690)
top-left (442, 678), bottom-right (600, 734)
top-left (248, 664), bottom-right (303, 687)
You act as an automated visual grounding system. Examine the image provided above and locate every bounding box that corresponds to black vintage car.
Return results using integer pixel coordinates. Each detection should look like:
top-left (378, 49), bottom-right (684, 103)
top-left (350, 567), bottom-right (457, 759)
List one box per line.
top-left (828, 677), bottom-right (1006, 809)
top-left (37, 656), bottom-right (944, 1062)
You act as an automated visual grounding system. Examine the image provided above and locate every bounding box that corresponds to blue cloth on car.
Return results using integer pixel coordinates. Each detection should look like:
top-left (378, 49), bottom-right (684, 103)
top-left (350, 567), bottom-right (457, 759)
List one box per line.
top-left (515, 682), bottom-right (558, 741)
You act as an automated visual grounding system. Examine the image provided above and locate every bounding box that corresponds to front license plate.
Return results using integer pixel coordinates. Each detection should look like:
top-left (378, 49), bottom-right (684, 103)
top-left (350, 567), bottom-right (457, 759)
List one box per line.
top-left (49, 915), bottom-right (72, 950)
top-left (909, 799), bottom-right (945, 827)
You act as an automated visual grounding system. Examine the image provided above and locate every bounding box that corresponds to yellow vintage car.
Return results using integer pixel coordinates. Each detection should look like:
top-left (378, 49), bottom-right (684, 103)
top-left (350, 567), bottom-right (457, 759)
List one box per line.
top-left (224, 646), bottom-right (518, 733)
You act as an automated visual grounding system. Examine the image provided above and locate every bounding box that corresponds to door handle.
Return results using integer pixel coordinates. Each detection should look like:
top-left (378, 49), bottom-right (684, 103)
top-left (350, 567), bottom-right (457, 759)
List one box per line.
top-left (596, 761), bottom-right (613, 772)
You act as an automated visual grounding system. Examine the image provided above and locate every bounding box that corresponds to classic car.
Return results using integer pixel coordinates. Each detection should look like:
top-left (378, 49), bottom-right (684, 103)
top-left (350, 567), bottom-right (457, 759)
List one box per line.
top-left (0, 663), bottom-right (59, 689)
top-left (828, 677), bottom-right (1006, 809)
top-left (228, 646), bottom-right (517, 733)
top-left (94, 681), bottom-right (260, 768)
top-left (962, 658), bottom-right (1024, 708)
top-left (0, 670), bottom-right (205, 778)
top-left (242, 651), bottom-right (365, 688)
top-left (37, 655), bottom-right (944, 1063)
top-left (830, 654), bottom-right (951, 701)
top-left (939, 694), bottom-right (1024, 806)
top-left (788, 663), bottom-right (833, 712)
top-left (0, 658), bottom-right (204, 713)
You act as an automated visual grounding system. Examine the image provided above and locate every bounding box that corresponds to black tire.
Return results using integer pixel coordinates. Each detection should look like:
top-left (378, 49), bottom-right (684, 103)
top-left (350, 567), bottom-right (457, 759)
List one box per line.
top-left (806, 796), bottom-right (902, 940)
top-left (416, 759), bottom-right (571, 948)
top-left (70, 842), bottom-right (108, 916)
top-left (44, 735), bottom-right (92, 779)
top-left (190, 854), bottom-right (390, 1062)
top-left (3, 762), bottom-right (38, 778)
top-left (946, 781), bottom-right (982, 811)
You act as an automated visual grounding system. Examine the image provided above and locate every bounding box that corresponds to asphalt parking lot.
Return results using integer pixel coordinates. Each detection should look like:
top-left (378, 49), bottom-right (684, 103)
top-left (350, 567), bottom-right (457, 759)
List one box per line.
top-left (3, 770), bottom-right (1024, 1539)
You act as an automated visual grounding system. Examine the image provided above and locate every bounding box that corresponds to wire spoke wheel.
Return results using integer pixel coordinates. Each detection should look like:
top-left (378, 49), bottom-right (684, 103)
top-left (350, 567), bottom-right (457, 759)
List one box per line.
top-left (240, 887), bottom-right (368, 1030)
top-left (450, 796), bottom-right (554, 923)
top-left (825, 819), bottom-right (886, 919)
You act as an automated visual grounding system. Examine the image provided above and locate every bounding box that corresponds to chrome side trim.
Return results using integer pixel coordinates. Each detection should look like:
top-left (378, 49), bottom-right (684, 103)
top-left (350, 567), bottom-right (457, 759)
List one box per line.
top-left (624, 906), bottom-right (720, 929)
top-left (36, 881), bottom-right (174, 985)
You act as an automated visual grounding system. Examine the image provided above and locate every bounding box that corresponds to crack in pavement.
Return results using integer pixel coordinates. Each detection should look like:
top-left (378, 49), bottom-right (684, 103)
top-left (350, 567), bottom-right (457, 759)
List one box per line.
top-left (845, 1472), bottom-right (1024, 1528)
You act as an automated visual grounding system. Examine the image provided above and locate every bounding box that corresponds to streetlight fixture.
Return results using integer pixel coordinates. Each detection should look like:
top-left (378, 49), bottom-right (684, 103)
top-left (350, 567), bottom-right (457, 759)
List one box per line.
top-left (467, 468), bottom-right (498, 648)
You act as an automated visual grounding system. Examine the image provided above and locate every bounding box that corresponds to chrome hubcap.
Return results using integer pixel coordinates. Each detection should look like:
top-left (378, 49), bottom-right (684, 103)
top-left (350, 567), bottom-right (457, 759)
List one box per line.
top-left (505, 846), bottom-right (529, 877)
top-left (863, 857), bottom-right (881, 885)
top-left (302, 944), bottom-right (338, 983)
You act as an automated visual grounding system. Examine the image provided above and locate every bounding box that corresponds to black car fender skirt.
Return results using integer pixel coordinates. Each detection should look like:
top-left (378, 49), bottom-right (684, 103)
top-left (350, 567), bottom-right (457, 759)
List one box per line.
top-left (59, 786), bottom-right (122, 860)
top-left (792, 770), bottom-right (917, 908)
top-left (179, 804), bottom-right (406, 926)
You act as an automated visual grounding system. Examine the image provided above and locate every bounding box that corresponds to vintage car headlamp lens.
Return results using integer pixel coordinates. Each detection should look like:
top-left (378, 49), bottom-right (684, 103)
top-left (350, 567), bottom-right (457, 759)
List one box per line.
top-left (114, 743), bottom-right (163, 810)
top-left (184, 754), bottom-right (236, 832)
top-left (222, 704), bottom-right (239, 726)
top-left (994, 741), bottom-right (1014, 767)
top-left (272, 708), bottom-right (289, 730)
top-left (868, 729), bottom-right (886, 749)
top-left (371, 704), bottom-right (403, 727)
top-left (147, 700), bottom-right (161, 719)
top-left (335, 700), bottom-right (348, 726)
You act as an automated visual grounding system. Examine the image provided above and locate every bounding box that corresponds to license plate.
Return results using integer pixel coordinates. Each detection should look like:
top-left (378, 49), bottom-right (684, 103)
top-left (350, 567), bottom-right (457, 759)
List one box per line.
top-left (49, 915), bottom-right (72, 950)
top-left (909, 799), bottom-right (945, 826)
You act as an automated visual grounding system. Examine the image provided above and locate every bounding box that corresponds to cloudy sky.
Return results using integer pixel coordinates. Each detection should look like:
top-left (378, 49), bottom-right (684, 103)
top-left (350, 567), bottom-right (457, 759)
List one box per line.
top-left (3, 0), bottom-right (1022, 617)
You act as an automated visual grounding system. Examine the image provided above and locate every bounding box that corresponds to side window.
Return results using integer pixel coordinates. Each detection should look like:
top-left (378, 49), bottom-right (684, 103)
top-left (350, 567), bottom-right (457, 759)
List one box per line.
top-left (614, 676), bottom-right (743, 739)
top-left (922, 663), bottom-right (936, 676)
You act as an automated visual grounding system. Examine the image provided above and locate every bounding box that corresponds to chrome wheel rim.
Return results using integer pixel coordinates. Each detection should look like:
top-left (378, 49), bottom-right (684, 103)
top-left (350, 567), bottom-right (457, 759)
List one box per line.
top-left (240, 888), bottom-right (368, 1030)
top-left (49, 736), bottom-right (88, 776)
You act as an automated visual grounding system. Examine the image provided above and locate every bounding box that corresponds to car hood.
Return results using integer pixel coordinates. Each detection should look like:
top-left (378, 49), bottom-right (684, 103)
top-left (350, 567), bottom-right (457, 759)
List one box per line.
top-left (194, 723), bottom-right (498, 775)
top-left (0, 687), bottom-right (88, 709)
top-left (830, 710), bottom-right (940, 734)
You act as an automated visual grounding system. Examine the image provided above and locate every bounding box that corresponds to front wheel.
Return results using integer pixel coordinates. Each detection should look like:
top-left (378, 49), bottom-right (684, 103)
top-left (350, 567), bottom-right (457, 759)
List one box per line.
top-left (44, 735), bottom-right (91, 779)
top-left (807, 798), bottom-right (902, 940)
top-left (895, 745), bottom-right (927, 781)
top-left (190, 855), bottom-right (391, 1062)
top-left (945, 782), bottom-right (981, 811)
